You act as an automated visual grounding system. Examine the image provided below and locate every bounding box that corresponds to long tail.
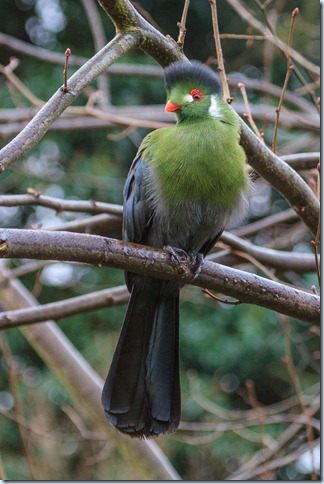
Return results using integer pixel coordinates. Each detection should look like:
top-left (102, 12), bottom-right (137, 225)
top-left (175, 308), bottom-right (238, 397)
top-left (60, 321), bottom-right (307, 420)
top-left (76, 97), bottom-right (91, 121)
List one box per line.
top-left (102, 284), bottom-right (180, 438)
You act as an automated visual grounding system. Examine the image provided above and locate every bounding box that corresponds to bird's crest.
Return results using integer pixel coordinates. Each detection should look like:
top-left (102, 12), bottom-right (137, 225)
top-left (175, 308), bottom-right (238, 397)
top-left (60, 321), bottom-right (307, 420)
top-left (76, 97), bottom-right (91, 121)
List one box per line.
top-left (164, 61), bottom-right (221, 95)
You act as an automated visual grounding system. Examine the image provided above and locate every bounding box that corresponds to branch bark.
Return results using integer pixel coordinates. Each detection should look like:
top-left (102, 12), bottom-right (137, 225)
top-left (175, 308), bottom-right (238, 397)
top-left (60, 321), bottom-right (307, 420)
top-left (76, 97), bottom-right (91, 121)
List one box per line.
top-left (0, 193), bottom-right (315, 272)
top-left (220, 231), bottom-right (318, 273)
top-left (0, 229), bottom-right (319, 323)
top-left (0, 285), bottom-right (129, 329)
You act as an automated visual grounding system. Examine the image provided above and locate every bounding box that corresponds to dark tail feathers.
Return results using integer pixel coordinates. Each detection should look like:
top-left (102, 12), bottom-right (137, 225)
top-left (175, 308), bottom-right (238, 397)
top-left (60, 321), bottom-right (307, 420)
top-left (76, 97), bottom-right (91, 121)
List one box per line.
top-left (102, 285), bottom-right (180, 438)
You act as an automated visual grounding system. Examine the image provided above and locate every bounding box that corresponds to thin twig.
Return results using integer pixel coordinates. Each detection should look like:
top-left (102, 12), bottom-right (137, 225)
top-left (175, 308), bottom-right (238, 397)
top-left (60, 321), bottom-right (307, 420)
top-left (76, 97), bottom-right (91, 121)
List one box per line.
top-left (177, 0), bottom-right (190, 49)
top-left (238, 82), bottom-right (264, 140)
top-left (249, 0), bottom-right (320, 111)
top-left (0, 193), bottom-right (123, 216)
top-left (219, 33), bottom-right (266, 40)
top-left (61, 48), bottom-right (71, 93)
top-left (80, 0), bottom-right (110, 105)
top-left (0, 335), bottom-right (38, 479)
top-left (280, 315), bottom-right (318, 480)
top-left (310, 163), bottom-right (320, 287)
top-left (0, 452), bottom-right (7, 480)
top-left (202, 288), bottom-right (241, 305)
top-left (244, 380), bottom-right (272, 479)
top-left (225, 0), bottom-right (319, 77)
top-left (209, 0), bottom-right (232, 102)
top-left (0, 58), bottom-right (43, 107)
top-left (272, 8), bottom-right (298, 153)
top-left (227, 438), bottom-right (320, 480)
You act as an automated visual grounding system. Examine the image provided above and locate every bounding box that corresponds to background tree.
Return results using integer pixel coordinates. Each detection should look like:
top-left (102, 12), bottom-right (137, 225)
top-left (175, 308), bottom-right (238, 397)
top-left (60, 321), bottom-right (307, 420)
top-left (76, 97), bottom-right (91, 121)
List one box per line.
top-left (0, 0), bottom-right (320, 480)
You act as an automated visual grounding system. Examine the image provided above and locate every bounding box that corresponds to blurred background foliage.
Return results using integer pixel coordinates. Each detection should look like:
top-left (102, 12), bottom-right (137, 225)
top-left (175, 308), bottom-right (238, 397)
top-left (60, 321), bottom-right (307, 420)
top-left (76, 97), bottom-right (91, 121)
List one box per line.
top-left (0, 0), bottom-right (320, 480)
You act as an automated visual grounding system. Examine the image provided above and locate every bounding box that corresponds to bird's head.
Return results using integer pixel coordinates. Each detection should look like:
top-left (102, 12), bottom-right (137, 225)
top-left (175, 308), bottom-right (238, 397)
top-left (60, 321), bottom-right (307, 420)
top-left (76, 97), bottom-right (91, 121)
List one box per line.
top-left (164, 61), bottom-right (222, 122)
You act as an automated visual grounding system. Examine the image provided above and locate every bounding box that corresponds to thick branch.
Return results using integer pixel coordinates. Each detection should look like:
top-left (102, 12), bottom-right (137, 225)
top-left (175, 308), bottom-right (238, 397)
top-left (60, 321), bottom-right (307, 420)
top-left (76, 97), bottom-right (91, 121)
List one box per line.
top-left (0, 229), bottom-right (319, 323)
top-left (0, 193), bottom-right (315, 272)
top-left (97, 0), bottom-right (186, 67)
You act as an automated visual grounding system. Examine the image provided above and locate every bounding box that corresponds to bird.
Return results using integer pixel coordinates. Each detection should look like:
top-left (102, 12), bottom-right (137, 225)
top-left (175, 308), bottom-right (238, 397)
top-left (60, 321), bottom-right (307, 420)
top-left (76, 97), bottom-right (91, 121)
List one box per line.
top-left (102, 60), bottom-right (251, 438)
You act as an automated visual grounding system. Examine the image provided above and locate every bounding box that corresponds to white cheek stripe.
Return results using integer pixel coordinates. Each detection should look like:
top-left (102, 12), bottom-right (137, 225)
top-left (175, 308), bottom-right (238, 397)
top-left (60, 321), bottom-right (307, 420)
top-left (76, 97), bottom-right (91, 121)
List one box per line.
top-left (184, 94), bottom-right (194, 103)
top-left (209, 94), bottom-right (221, 118)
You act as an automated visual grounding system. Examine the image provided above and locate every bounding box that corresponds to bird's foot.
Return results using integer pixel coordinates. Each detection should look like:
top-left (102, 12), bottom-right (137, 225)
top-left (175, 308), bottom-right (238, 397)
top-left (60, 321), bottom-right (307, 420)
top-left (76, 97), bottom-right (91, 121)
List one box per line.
top-left (164, 246), bottom-right (204, 279)
top-left (188, 251), bottom-right (204, 280)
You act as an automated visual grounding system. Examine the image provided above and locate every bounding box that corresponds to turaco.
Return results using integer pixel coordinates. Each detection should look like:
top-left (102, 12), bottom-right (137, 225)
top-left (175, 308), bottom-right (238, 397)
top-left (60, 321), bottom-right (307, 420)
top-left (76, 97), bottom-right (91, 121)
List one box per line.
top-left (102, 60), bottom-right (251, 438)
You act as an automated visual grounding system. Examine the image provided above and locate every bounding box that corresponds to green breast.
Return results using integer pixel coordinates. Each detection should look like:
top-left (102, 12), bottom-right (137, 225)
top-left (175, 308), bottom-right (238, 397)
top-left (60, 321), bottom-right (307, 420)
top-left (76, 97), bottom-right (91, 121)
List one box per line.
top-left (144, 118), bottom-right (248, 210)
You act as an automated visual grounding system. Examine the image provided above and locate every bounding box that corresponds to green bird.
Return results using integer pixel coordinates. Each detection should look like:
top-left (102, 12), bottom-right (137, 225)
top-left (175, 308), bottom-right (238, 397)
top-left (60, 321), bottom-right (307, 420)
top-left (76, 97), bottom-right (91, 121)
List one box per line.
top-left (102, 61), bottom-right (251, 438)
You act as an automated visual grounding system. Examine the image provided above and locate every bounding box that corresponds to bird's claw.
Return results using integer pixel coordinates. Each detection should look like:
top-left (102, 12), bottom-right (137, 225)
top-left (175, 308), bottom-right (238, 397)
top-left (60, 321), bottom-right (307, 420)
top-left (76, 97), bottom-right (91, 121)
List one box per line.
top-left (164, 246), bottom-right (204, 279)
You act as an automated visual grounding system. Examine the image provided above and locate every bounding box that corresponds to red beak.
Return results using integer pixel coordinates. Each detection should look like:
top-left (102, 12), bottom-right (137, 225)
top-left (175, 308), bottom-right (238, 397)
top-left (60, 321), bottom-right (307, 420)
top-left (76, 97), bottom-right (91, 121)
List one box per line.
top-left (165, 100), bottom-right (181, 112)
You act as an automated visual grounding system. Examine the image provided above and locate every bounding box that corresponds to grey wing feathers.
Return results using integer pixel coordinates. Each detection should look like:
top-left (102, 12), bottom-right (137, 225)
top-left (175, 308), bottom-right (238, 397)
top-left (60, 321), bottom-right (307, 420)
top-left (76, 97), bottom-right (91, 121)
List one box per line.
top-left (123, 153), bottom-right (152, 244)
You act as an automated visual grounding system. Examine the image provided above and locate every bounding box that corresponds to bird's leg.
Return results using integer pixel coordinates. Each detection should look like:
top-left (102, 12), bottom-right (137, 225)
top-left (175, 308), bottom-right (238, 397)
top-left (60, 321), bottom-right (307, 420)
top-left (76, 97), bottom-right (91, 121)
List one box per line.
top-left (164, 246), bottom-right (204, 279)
top-left (187, 251), bottom-right (204, 280)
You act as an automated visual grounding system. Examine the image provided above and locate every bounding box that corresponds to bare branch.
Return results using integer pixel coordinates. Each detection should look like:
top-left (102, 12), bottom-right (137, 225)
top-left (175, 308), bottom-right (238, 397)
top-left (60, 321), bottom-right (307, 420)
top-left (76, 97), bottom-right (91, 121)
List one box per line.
top-left (0, 285), bottom-right (129, 329)
top-left (97, 0), bottom-right (185, 67)
top-left (219, 231), bottom-right (318, 273)
top-left (81, 0), bottom-right (111, 105)
top-left (238, 82), bottom-right (263, 140)
top-left (0, 229), bottom-right (319, 323)
top-left (281, 152), bottom-right (320, 171)
top-left (0, 193), bottom-right (123, 216)
top-left (272, 9), bottom-right (298, 153)
top-left (232, 208), bottom-right (298, 237)
top-left (209, 0), bottom-right (231, 102)
top-left (227, 438), bottom-right (320, 481)
top-left (0, 101), bottom-right (319, 139)
top-left (177, 0), bottom-right (190, 49)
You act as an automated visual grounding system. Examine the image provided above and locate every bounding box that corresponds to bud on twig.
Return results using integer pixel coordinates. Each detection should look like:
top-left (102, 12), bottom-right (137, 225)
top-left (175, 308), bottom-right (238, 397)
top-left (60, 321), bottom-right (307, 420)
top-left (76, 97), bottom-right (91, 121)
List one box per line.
top-left (292, 7), bottom-right (299, 17)
top-left (61, 47), bottom-right (71, 93)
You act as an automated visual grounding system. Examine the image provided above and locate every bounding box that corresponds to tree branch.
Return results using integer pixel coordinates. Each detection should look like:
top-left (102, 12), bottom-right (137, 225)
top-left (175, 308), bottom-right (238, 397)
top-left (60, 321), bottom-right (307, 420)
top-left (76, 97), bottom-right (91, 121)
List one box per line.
top-left (0, 193), bottom-right (123, 216)
top-left (97, 0), bottom-right (186, 67)
top-left (0, 285), bottom-right (129, 329)
top-left (0, 229), bottom-right (319, 323)
top-left (81, 0), bottom-right (111, 106)
top-left (219, 231), bottom-right (318, 273)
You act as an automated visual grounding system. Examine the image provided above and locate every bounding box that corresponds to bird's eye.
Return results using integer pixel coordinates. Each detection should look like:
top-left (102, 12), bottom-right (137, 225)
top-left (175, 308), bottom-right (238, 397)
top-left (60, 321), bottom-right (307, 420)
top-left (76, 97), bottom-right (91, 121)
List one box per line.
top-left (190, 89), bottom-right (204, 101)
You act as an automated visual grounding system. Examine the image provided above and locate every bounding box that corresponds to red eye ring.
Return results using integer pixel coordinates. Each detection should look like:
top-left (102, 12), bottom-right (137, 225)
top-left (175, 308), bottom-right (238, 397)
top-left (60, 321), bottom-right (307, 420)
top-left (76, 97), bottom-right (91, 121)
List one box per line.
top-left (191, 89), bottom-right (204, 101)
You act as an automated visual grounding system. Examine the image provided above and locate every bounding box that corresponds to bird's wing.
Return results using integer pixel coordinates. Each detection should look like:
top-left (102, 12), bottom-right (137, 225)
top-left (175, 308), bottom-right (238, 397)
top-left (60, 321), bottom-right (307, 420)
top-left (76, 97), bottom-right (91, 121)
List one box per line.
top-left (123, 145), bottom-right (153, 245)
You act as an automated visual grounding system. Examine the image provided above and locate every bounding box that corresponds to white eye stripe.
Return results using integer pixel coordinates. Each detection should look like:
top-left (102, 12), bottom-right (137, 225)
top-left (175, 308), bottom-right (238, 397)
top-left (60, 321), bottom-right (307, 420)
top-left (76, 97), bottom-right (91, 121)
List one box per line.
top-left (208, 94), bottom-right (221, 118)
top-left (184, 94), bottom-right (194, 103)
